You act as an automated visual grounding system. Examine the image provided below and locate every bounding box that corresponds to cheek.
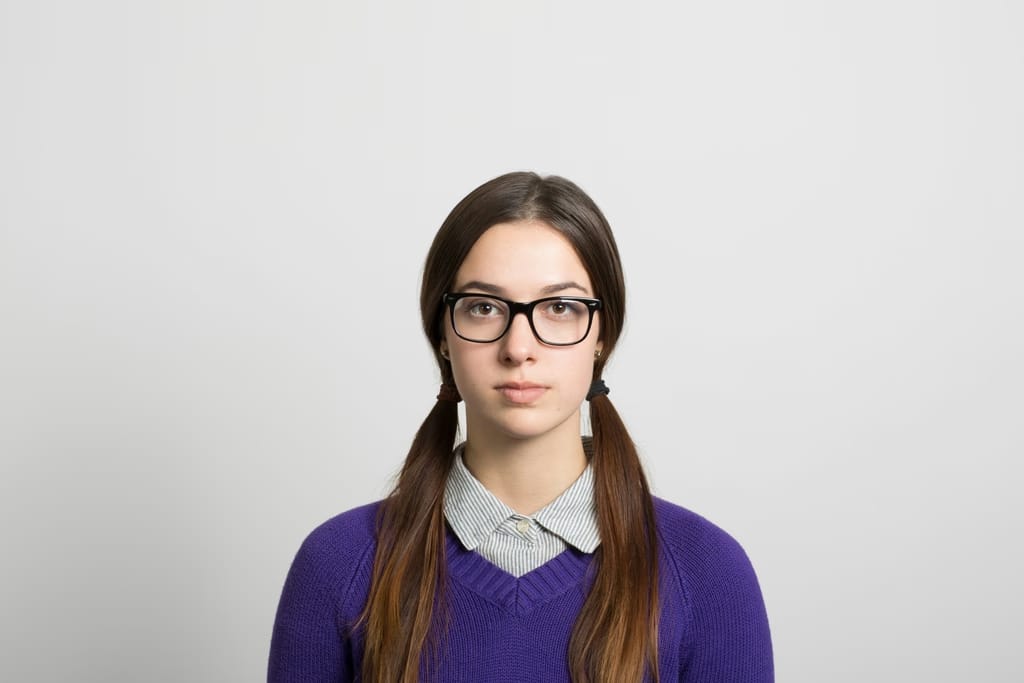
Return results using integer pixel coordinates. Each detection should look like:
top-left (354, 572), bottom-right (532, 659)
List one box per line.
top-left (447, 344), bottom-right (490, 391)
top-left (561, 350), bottom-right (598, 401)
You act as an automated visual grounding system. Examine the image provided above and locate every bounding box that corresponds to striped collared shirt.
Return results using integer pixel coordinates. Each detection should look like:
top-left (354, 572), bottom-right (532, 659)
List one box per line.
top-left (443, 445), bottom-right (601, 578)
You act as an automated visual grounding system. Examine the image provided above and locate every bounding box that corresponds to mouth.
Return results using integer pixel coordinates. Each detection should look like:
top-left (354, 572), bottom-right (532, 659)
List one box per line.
top-left (496, 382), bottom-right (547, 405)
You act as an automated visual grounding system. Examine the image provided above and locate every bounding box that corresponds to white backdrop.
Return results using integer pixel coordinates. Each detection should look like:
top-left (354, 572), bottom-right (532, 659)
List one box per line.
top-left (2, 1), bottom-right (1022, 681)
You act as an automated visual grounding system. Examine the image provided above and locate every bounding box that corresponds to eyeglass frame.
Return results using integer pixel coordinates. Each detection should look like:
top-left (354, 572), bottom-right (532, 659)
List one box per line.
top-left (441, 292), bottom-right (603, 346)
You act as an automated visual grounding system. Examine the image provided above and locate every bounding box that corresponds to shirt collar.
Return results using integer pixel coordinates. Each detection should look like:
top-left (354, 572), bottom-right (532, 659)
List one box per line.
top-left (443, 444), bottom-right (601, 554)
top-left (533, 464), bottom-right (601, 553)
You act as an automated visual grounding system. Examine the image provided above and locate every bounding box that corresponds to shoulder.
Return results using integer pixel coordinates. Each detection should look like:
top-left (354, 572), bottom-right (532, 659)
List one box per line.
top-left (652, 495), bottom-right (763, 595)
top-left (269, 502), bottom-right (383, 678)
top-left (652, 496), bottom-right (752, 568)
top-left (652, 496), bottom-right (774, 679)
top-left (299, 500), bottom-right (381, 558)
top-left (283, 501), bottom-right (382, 613)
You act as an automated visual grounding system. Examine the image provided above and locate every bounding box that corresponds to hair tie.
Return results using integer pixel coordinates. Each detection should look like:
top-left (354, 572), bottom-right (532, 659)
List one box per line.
top-left (437, 383), bottom-right (462, 403)
top-left (586, 378), bottom-right (609, 401)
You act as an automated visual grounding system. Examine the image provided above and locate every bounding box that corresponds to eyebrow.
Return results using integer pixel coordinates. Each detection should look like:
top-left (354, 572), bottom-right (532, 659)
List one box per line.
top-left (456, 280), bottom-right (592, 296)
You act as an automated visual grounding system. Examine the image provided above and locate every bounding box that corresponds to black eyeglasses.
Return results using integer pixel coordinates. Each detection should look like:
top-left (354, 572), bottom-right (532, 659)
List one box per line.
top-left (442, 293), bottom-right (602, 346)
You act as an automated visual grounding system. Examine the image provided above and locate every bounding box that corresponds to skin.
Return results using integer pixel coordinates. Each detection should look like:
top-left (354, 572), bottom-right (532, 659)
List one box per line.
top-left (441, 220), bottom-right (602, 515)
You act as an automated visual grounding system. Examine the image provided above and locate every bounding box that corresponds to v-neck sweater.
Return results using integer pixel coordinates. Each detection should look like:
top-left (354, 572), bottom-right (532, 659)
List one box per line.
top-left (268, 497), bottom-right (774, 682)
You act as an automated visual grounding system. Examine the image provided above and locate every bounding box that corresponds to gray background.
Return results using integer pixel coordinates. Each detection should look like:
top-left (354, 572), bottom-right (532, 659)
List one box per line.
top-left (2, 1), bottom-right (1022, 681)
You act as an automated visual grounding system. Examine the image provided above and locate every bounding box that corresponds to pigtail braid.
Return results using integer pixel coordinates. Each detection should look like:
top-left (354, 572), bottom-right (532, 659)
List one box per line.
top-left (569, 390), bottom-right (660, 682)
top-left (360, 395), bottom-right (458, 682)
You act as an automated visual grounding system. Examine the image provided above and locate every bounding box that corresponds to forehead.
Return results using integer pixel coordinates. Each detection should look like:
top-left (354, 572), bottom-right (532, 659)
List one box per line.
top-left (453, 220), bottom-right (593, 296)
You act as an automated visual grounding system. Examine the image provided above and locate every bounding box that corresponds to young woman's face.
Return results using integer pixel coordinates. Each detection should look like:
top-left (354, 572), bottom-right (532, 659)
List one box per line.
top-left (442, 219), bottom-right (603, 444)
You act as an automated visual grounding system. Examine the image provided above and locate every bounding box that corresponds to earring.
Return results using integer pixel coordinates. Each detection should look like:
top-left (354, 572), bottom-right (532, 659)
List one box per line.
top-left (440, 347), bottom-right (450, 360)
top-left (595, 349), bottom-right (602, 359)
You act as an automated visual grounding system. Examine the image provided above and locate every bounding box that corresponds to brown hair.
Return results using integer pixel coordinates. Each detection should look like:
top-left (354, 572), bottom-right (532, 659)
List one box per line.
top-left (360, 172), bottom-right (660, 681)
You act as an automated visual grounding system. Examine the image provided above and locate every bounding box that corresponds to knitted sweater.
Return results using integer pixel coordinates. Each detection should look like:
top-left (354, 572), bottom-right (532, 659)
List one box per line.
top-left (268, 497), bottom-right (773, 682)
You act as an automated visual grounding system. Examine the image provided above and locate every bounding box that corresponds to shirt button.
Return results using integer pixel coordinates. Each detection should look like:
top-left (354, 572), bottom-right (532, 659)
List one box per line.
top-left (516, 518), bottom-right (530, 534)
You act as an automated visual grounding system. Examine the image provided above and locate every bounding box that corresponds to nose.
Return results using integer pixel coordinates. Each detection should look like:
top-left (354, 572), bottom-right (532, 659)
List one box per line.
top-left (499, 310), bottom-right (538, 364)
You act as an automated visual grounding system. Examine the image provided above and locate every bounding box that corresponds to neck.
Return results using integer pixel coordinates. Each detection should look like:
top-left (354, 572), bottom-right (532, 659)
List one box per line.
top-left (462, 417), bottom-right (588, 515)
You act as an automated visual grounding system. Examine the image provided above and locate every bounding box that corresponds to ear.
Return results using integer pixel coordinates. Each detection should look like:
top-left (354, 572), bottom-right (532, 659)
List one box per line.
top-left (595, 340), bottom-right (604, 360)
top-left (439, 340), bottom-right (450, 360)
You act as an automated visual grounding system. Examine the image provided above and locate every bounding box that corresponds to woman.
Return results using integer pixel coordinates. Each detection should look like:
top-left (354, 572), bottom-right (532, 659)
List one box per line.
top-left (268, 172), bottom-right (773, 682)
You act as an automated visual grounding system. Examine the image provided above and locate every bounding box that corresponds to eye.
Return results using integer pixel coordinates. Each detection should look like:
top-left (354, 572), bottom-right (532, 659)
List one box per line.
top-left (470, 302), bottom-right (495, 316)
top-left (542, 299), bottom-right (584, 319)
top-left (460, 297), bottom-right (506, 318)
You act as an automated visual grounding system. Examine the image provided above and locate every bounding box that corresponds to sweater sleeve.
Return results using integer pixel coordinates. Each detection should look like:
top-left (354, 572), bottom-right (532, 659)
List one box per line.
top-left (268, 506), bottom-right (377, 683)
top-left (658, 501), bottom-right (774, 682)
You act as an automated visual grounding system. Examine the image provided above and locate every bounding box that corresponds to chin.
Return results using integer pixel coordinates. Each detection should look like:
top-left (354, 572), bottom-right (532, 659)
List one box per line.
top-left (487, 410), bottom-right (581, 442)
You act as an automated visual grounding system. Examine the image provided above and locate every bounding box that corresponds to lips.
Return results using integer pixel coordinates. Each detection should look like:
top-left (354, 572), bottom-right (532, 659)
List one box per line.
top-left (497, 382), bottom-right (547, 404)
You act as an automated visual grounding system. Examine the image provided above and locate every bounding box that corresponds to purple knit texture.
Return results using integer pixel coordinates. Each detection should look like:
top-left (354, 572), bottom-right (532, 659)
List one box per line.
top-left (268, 498), bottom-right (773, 682)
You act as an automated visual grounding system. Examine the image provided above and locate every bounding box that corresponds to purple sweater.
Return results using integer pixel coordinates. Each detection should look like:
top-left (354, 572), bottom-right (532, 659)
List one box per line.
top-left (268, 497), bottom-right (773, 682)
